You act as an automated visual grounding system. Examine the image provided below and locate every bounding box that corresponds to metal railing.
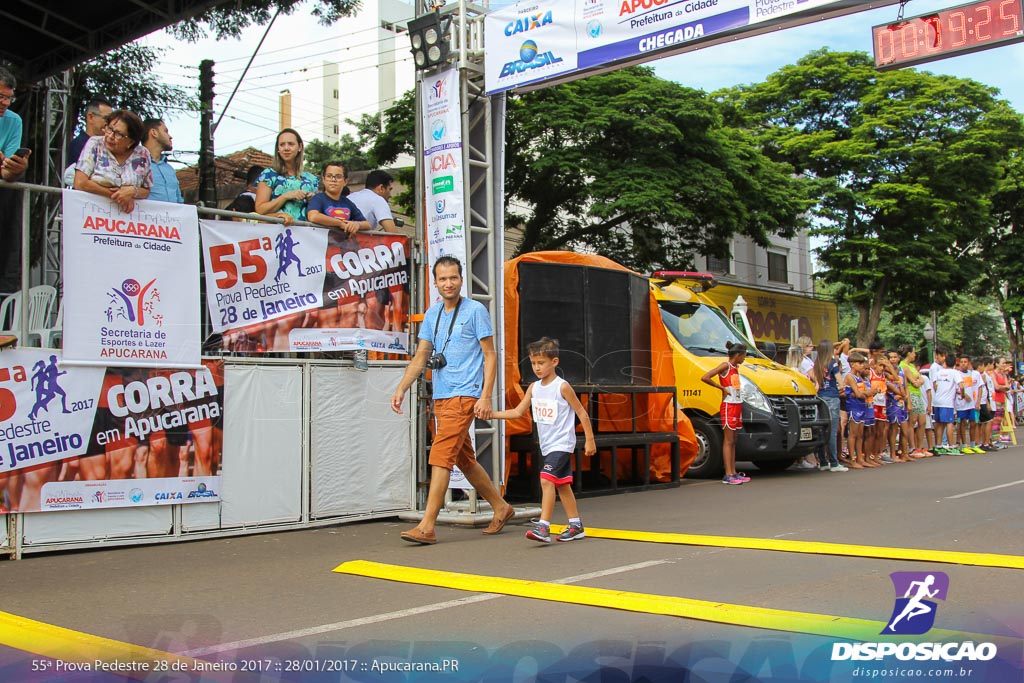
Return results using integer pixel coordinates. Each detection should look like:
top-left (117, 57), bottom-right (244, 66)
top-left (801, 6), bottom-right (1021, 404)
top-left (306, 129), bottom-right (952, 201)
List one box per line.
top-left (0, 178), bottom-right (410, 347)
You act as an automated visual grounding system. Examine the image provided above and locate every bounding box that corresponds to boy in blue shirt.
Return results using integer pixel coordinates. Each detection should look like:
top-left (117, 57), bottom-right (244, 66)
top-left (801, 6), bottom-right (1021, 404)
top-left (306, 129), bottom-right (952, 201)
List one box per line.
top-left (306, 161), bottom-right (368, 234)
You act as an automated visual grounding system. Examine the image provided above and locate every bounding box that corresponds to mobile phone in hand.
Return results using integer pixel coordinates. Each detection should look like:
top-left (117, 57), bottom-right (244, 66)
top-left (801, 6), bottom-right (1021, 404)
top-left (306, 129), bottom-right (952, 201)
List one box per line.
top-left (14, 147), bottom-right (30, 157)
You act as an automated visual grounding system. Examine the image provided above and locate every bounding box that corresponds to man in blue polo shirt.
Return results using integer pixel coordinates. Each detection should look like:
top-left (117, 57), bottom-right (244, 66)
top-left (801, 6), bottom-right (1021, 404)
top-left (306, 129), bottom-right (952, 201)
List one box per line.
top-left (142, 118), bottom-right (183, 204)
top-left (390, 256), bottom-right (515, 544)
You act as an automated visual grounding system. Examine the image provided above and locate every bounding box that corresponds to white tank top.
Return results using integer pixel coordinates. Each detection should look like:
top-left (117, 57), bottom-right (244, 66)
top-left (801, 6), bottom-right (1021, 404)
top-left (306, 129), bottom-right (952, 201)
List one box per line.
top-left (531, 376), bottom-right (577, 455)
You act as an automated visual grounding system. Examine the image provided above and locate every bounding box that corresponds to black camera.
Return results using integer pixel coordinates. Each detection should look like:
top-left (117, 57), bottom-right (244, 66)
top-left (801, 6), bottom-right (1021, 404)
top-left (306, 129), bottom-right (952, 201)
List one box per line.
top-left (426, 353), bottom-right (447, 370)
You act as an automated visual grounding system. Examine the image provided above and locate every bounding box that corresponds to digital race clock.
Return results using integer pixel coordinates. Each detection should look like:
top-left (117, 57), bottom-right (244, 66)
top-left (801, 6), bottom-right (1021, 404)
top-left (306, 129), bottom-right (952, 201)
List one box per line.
top-left (872, 0), bottom-right (1024, 70)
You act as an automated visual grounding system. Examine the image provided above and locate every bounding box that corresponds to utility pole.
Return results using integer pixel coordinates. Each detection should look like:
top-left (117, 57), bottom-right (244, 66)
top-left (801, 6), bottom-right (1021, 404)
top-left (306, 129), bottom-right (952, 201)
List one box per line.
top-left (199, 59), bottom-right (216, 207)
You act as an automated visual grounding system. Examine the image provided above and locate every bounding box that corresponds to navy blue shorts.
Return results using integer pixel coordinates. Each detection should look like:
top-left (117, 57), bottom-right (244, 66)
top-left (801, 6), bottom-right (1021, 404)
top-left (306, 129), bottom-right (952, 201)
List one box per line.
top-left (540, 450), bottom-right (573, 486)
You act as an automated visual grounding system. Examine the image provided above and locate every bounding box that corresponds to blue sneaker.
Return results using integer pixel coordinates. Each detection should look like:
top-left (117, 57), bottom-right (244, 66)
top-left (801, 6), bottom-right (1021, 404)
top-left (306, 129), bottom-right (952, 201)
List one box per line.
top-left (722, 474), bottom-right (744, 485)
top-left (525, 526), bottom-right (551, 543)
top-left (556, 523), bottom-right (585, 542)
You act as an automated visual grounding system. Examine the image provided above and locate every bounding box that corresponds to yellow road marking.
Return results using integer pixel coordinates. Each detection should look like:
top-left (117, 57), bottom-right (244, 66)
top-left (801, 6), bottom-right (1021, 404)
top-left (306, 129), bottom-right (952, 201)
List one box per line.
top-left (0, 611), bottom-right (214, 680)
top-left (333, 560), bottom-right (1017, 646)
top-left (548, 526), bottom-right (1024, 570)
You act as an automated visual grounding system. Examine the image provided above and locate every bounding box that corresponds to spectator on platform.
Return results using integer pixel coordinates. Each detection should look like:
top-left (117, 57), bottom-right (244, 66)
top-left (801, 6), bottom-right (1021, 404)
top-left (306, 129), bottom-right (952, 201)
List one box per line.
top-left (348, 169), bottom-right (398, 232)
top-left (73, 109), bottom-right (152, 214)
top-left (226, 164), bottom-right (264, 218)
top-left (0, 67), bottom-right (28, 182)
top-left (255, 128), bottom-right (317, 226)
top-left (68, 97), bottom-right (113, 166)
top-left (142, 118), bottom-right (183, 204)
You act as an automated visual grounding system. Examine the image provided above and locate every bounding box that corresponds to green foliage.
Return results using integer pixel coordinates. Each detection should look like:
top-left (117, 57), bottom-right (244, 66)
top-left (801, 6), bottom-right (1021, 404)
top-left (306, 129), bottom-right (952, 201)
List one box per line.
top-left (940, 296), bottom-right (1008, 357)
top-left (728, 49), bottom-right (1024, 346)
top-left (172, 0), bottom-right (361, 42)
top-left (981, 149), bottom-right (1024, 358)
top-left (303, 134), bottom-right (371, 175)
top-left (502, 67), bottom-right (812, 270)
top-left (822, 282), bottom-right (1007, 359)
top-left (360, 90), bottom-right (416, 215)
top-left (72, 45), bottom-right (197, 131)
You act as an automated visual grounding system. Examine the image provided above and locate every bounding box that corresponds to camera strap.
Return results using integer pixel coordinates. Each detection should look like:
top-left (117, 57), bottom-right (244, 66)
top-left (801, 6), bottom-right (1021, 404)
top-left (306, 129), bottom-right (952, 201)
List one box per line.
top-left (435, 297), bottom-right (463, 359)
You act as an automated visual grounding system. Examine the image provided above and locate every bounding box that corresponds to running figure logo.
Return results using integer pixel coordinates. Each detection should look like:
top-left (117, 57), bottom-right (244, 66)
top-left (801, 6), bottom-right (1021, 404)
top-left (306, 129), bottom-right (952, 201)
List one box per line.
top-left (274, 229), bottom-right (305, 283)
top-left (28, 355), bottom-right (72, 420)
top-left (882, 571), bottom-right (949, 635)
top-left (108, 277), bottom-right (160, 326)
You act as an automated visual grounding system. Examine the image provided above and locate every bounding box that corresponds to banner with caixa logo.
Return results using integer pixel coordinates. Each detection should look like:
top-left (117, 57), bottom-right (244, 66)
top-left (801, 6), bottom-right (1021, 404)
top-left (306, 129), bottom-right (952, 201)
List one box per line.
top-left (0, 349), bottom-right (223, 512)
top-left (61, 190), bottom-right (202, 368)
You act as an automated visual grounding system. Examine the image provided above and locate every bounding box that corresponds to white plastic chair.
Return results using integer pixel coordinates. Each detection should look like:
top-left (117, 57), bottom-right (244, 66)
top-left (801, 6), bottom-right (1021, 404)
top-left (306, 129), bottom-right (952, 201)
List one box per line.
top-left (29, 295), bottom-right (63, 348)
top-left (0, 291), bottom-right (22, 338)
top-left (20, 285), bottom-right (57, 348)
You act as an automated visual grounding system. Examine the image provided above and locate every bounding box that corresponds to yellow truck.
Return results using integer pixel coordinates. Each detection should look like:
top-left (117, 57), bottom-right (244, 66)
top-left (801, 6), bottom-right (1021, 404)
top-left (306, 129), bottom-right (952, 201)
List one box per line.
top-left (650, 271), bottom-right (832, 478)
top-left (701, 281), bottom-right (839, 353)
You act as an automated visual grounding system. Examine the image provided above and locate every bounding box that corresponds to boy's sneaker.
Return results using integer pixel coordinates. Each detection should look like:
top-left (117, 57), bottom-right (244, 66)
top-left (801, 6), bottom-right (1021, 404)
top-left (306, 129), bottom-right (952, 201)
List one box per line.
top-left (830, 464), bottom-right (849, 472)
top-left (525, 526), bottom-right (551, 543)
top-left (880, 455), bottom-right (895, 463)
top-left (556, 524), bottom-right (586, 542)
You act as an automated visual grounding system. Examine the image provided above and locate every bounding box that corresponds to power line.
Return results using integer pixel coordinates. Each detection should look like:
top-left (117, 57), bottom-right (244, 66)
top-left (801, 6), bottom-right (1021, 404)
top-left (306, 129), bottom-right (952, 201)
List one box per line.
top-left (214, 14), bottom-right (416, 69)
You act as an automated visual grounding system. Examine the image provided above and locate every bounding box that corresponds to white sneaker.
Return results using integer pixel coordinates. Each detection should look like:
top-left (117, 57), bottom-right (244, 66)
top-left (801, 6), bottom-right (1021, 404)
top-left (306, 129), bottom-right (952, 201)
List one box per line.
top-left (830, 465), bottom-right (849, 472)
top-left (796, 460), bottom-right (817, 469)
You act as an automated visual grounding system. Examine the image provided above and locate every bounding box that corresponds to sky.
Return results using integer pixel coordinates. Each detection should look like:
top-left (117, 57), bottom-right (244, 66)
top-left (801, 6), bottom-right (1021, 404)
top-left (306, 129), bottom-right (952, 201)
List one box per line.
top-left (140, 0), bottom-right (1024, 167)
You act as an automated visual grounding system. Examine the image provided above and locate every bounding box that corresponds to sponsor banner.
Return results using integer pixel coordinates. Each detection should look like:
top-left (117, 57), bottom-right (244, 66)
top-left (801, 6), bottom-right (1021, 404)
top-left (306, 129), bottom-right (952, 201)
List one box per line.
top-left (421, 68), bottom-right (469, 305)
top-left (485, 0), bottom-right (868, 94)
top-left (0, 349), bottom-right (224, 512)
top-left (39, 477), bottom-right (219, 511)
top-left (200, 220), bottom-right (411, 354)
top-left (61, 190), bottom-right (201, 367)
top-left (484, 0), bottom-right (580, 93)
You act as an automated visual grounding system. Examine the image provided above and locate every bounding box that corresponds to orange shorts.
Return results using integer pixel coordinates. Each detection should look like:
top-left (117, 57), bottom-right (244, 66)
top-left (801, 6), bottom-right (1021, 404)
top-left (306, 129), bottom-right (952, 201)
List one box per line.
top-left (721, 402), bottom-right (743, 431)
top-left (429, 397), bottom-right (479, 471)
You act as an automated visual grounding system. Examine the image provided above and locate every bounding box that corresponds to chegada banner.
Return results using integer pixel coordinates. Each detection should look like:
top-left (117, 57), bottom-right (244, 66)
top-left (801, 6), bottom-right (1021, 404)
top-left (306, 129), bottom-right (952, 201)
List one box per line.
top-left (0, 349), bottom-right (223, 513)
top-left (61, 190), bottom-right (201, 368)
top-left (200, 219), bottom-right (410, 354)
top-left (484, 0), bottom-right (886, 94)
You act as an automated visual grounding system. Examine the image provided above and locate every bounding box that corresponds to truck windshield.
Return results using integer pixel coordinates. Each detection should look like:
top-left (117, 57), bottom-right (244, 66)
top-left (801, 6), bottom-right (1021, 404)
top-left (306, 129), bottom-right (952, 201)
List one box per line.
top-left (658, 300), bottom-right (764, 359)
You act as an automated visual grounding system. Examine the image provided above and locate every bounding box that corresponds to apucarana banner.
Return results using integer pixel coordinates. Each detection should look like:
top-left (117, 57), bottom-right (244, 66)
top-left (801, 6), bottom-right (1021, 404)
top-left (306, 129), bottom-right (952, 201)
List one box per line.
top-left (200, 220), bottom-right (410, 354)
top-left (421, 68), bottom-right (470, 305)
top-left (0, 349), bottom-right (223, 513)
top-left (484, 0), bottom-right (864, 94)
top-left (61, 190), bottom-right (202, 368)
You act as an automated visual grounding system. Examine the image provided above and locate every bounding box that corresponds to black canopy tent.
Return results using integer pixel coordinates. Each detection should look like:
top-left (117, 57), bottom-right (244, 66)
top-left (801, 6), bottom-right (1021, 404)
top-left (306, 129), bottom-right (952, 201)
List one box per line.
top-left (0, 0), bottom-right (225, 83)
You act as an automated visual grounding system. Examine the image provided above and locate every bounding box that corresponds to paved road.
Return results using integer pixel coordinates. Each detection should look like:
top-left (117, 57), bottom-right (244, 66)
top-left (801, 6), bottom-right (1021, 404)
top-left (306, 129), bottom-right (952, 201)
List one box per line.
top-left (3, 440), bottom-right (1024, 682)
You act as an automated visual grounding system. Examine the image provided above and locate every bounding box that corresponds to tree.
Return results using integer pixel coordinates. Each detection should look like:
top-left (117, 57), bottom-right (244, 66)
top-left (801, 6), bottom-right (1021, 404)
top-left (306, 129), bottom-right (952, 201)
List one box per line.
top-left (71, 44), bottom-right (197, 132)
top-left (727, 50), bottom-right (1024, 347)
top-left (363, 70), bottom-right (812, 270)
top-left (982, 149), bottom-right (1024, 362)
top-left (501, 67), bottom-right (811, 270)
top-left (172, 0), bottom-right (360, 42)
top-left (303, 134), bottom-right (372, 175)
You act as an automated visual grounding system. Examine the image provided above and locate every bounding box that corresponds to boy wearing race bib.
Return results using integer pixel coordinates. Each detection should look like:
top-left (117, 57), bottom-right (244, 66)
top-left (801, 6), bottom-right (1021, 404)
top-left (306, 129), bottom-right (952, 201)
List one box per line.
top-left (492, 337), bottom-right (596, 543)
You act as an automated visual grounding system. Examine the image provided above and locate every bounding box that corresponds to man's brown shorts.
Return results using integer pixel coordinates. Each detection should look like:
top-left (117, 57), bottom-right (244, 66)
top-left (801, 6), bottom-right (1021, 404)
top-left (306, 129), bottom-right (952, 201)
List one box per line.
top-left (430, 396), bottom-right (478, 471)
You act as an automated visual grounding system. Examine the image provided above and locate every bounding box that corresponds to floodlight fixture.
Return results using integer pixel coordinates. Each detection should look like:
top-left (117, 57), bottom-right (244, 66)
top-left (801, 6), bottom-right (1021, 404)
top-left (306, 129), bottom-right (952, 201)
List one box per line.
top-left (408, 10), bottom-right (452, 71)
